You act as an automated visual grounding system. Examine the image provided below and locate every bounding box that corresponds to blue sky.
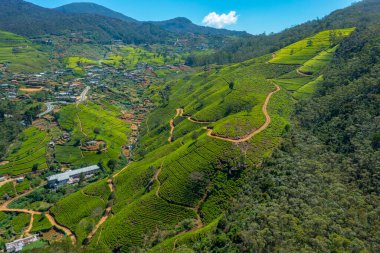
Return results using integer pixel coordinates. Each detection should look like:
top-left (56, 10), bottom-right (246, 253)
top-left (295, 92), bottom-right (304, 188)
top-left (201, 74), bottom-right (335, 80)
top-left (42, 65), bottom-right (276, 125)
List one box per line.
top-left (28, 0), bottom-right (359, 34)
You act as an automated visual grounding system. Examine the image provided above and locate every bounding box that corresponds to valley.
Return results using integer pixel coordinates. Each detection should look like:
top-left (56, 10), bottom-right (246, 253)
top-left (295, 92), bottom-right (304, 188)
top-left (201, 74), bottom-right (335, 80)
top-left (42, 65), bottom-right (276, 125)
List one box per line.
top-left (0, 0), bottom-right (379, 252)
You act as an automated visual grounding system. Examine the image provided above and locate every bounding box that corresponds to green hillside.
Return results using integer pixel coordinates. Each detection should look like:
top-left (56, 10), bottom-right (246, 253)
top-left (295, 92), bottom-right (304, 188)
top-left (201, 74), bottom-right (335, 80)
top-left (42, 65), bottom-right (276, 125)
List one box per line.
top-left (87, 54), bottom-right (297, 251)
top-left (270, 28), bottom-right (355, 99)
top-left (0, 30), bottom-right (49, 72)
top-left (36, 28), bottom-right (354, 252)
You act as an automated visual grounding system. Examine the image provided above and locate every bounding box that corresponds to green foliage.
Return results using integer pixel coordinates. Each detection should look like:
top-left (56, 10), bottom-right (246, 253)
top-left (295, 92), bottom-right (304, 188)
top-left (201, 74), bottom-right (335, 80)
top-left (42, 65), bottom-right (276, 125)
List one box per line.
top-left (0, 182), bottom-right (16, 198)
top-left (15, 178), bottom-right (31, 194)
top-left (293, 75), bottom-right (324, 99)
top-left (11, 213), bottom-right (30, 234)
top-left (31, 214), bottom-right (52, 233)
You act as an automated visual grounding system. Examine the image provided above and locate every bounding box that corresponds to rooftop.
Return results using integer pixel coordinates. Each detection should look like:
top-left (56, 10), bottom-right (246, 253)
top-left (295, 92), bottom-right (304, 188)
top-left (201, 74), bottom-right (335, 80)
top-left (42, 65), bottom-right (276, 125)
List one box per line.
top-left (47, 165), bottom-right (100, 182)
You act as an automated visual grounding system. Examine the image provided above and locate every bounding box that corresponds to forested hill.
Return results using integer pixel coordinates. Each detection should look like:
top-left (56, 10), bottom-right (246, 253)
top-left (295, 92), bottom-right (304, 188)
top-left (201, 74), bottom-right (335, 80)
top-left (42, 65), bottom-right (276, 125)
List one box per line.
top-left (186, 0), bottom-right (380, 66)
top-left (148, 17), bottom-right (249, 36)
top-left (0, 0), bottom-right (170, 44)
top-left (184, 22), bottom-right (380, 253)
top-left (54, 3), bottom-right (248, 37)
top-left (54, 2), bottom-right (138, 23)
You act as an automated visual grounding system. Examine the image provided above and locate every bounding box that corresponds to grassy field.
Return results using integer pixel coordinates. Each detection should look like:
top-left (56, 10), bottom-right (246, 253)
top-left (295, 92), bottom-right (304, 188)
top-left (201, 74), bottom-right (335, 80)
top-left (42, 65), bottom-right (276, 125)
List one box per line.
top-left (0, 127), bottom-right (49, 176)
top-left (15, 178), bottom-right (31, 194)
top-left (0, 30), bottom-right (49, 72)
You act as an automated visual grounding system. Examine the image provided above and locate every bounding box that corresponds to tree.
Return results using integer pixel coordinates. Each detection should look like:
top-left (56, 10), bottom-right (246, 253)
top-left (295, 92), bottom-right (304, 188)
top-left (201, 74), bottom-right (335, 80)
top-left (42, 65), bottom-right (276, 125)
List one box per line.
top-left (107, 159), bottom-right (118, 172)
top-left (229, 81), bottom-right (235, 90)
top-left (79, 173), bottom-right (85, 186)
top-left (32, 163), bottom-right (39, 172)
top-left (307, 39), bottom-right (313, 47)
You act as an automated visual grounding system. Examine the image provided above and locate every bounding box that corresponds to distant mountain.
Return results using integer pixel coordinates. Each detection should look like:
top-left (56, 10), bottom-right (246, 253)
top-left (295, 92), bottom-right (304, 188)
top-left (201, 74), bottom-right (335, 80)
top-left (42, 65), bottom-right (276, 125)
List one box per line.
top-left (149, 17), bottom-right (249, 36)
top-left (54, 3), bottom-right (249, 36)
top-left (55, 2), bottom-right (137, 23)
top-left (0, 0), bottom-right (171, 44)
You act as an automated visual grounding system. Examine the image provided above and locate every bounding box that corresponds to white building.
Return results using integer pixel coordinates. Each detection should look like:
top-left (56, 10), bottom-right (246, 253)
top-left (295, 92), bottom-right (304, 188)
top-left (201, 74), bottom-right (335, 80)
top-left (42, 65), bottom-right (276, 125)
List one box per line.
top-left (6, 234), bottom-right (38, 252)
top-left (47, 165), bottom-right (100, 187)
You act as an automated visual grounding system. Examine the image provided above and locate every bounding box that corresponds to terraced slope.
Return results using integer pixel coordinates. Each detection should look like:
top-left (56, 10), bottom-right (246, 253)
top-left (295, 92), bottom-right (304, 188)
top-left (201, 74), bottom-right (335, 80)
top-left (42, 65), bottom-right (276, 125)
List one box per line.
top-left (0, 127), bottom-right (49, 176)
top-left (271, 28), bottom-right (355, 99)
top-left (0, 30), bottom-right (49, 72)
top-left (48, 29), bottom-right (355, 251)
top-left (50, 179), bottom-right (111, 244)
top-left (84, 54), bottom-right (295, 252)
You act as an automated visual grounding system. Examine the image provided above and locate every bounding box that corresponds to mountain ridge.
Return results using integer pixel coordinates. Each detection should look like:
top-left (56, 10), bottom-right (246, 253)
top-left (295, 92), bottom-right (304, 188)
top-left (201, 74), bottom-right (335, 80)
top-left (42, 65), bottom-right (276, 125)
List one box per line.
top-left (54, 2), bottom-right (249, 36)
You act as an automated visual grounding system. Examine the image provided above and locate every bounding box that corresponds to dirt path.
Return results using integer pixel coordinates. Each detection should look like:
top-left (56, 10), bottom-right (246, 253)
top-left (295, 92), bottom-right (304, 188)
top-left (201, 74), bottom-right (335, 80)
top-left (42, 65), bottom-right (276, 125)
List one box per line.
top-left (24, 214), bottom-right (34, 236)
top-left (171, 189), bottom-right (208, 253)
top-left (85, 179), bottom-right (114, 242)
top-left (204, 85), bottom-right (281, 143)
top-left (77, 114), bottom-right (87, 137)
top-left (178, 108), bottom-right (213, 124)
top-left (168, 109), bottom-right (181, 143)
top-left (45, 213), bottom-right (77, 244)
top-left (296, 69), bottom-right (312, 77)
top-left (0, 184), bottom-right (76, 245)
top-left (154, 163), bottom-right (164, 196)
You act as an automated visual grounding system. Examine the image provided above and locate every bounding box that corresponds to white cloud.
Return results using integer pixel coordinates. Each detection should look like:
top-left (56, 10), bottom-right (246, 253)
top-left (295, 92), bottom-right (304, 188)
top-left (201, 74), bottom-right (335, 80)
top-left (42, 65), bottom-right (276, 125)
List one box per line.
top-left (202, 11), bottom-right (238, 29)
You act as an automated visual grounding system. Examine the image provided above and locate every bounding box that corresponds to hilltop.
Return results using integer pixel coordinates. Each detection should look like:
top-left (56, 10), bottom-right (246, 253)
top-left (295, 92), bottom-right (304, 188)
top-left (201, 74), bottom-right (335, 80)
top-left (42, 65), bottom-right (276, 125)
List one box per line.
top-left (54, 2), bottom-right (138, 23)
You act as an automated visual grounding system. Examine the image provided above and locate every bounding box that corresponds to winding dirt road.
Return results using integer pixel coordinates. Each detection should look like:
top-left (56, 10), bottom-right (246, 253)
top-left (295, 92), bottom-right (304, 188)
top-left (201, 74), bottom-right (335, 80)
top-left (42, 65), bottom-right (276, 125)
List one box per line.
top-left (0, 184), bottom-right (77, 245)
top-left (205, 84), bottom-right (281, 143)
top-left (45, 213), bottom-right (77, 244)
top-left (174, 84), bottom-right (281, 143)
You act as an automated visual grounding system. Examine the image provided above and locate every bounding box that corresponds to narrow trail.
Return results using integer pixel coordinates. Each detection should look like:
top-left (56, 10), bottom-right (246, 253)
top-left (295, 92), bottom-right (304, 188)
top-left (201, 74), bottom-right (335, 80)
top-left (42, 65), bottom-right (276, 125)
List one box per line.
top-left (206, 85), bottom-right (280, 143)
top-left (84, 164), bottom-right (131, 244)
top-left (24, 214), bottom-right (34, 236)
top-left (178, 108), bottom-right (213, 124)
top-left (154, 163), bottom-right (164, 197)
top-left (168, 109), bottom-right (181, 143)
top-left (85, 179), bottom-right (114, 242)
top-left (296, 69), bottom-right (312, 77)
top-left (176, 84), bottom-right (281, 143)
top-left (171, 189), bottom-right (208, 253)
top-left (77, 114), bottom-right (87, 137)
top-left (169, 85), bottom-right (281, 251)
